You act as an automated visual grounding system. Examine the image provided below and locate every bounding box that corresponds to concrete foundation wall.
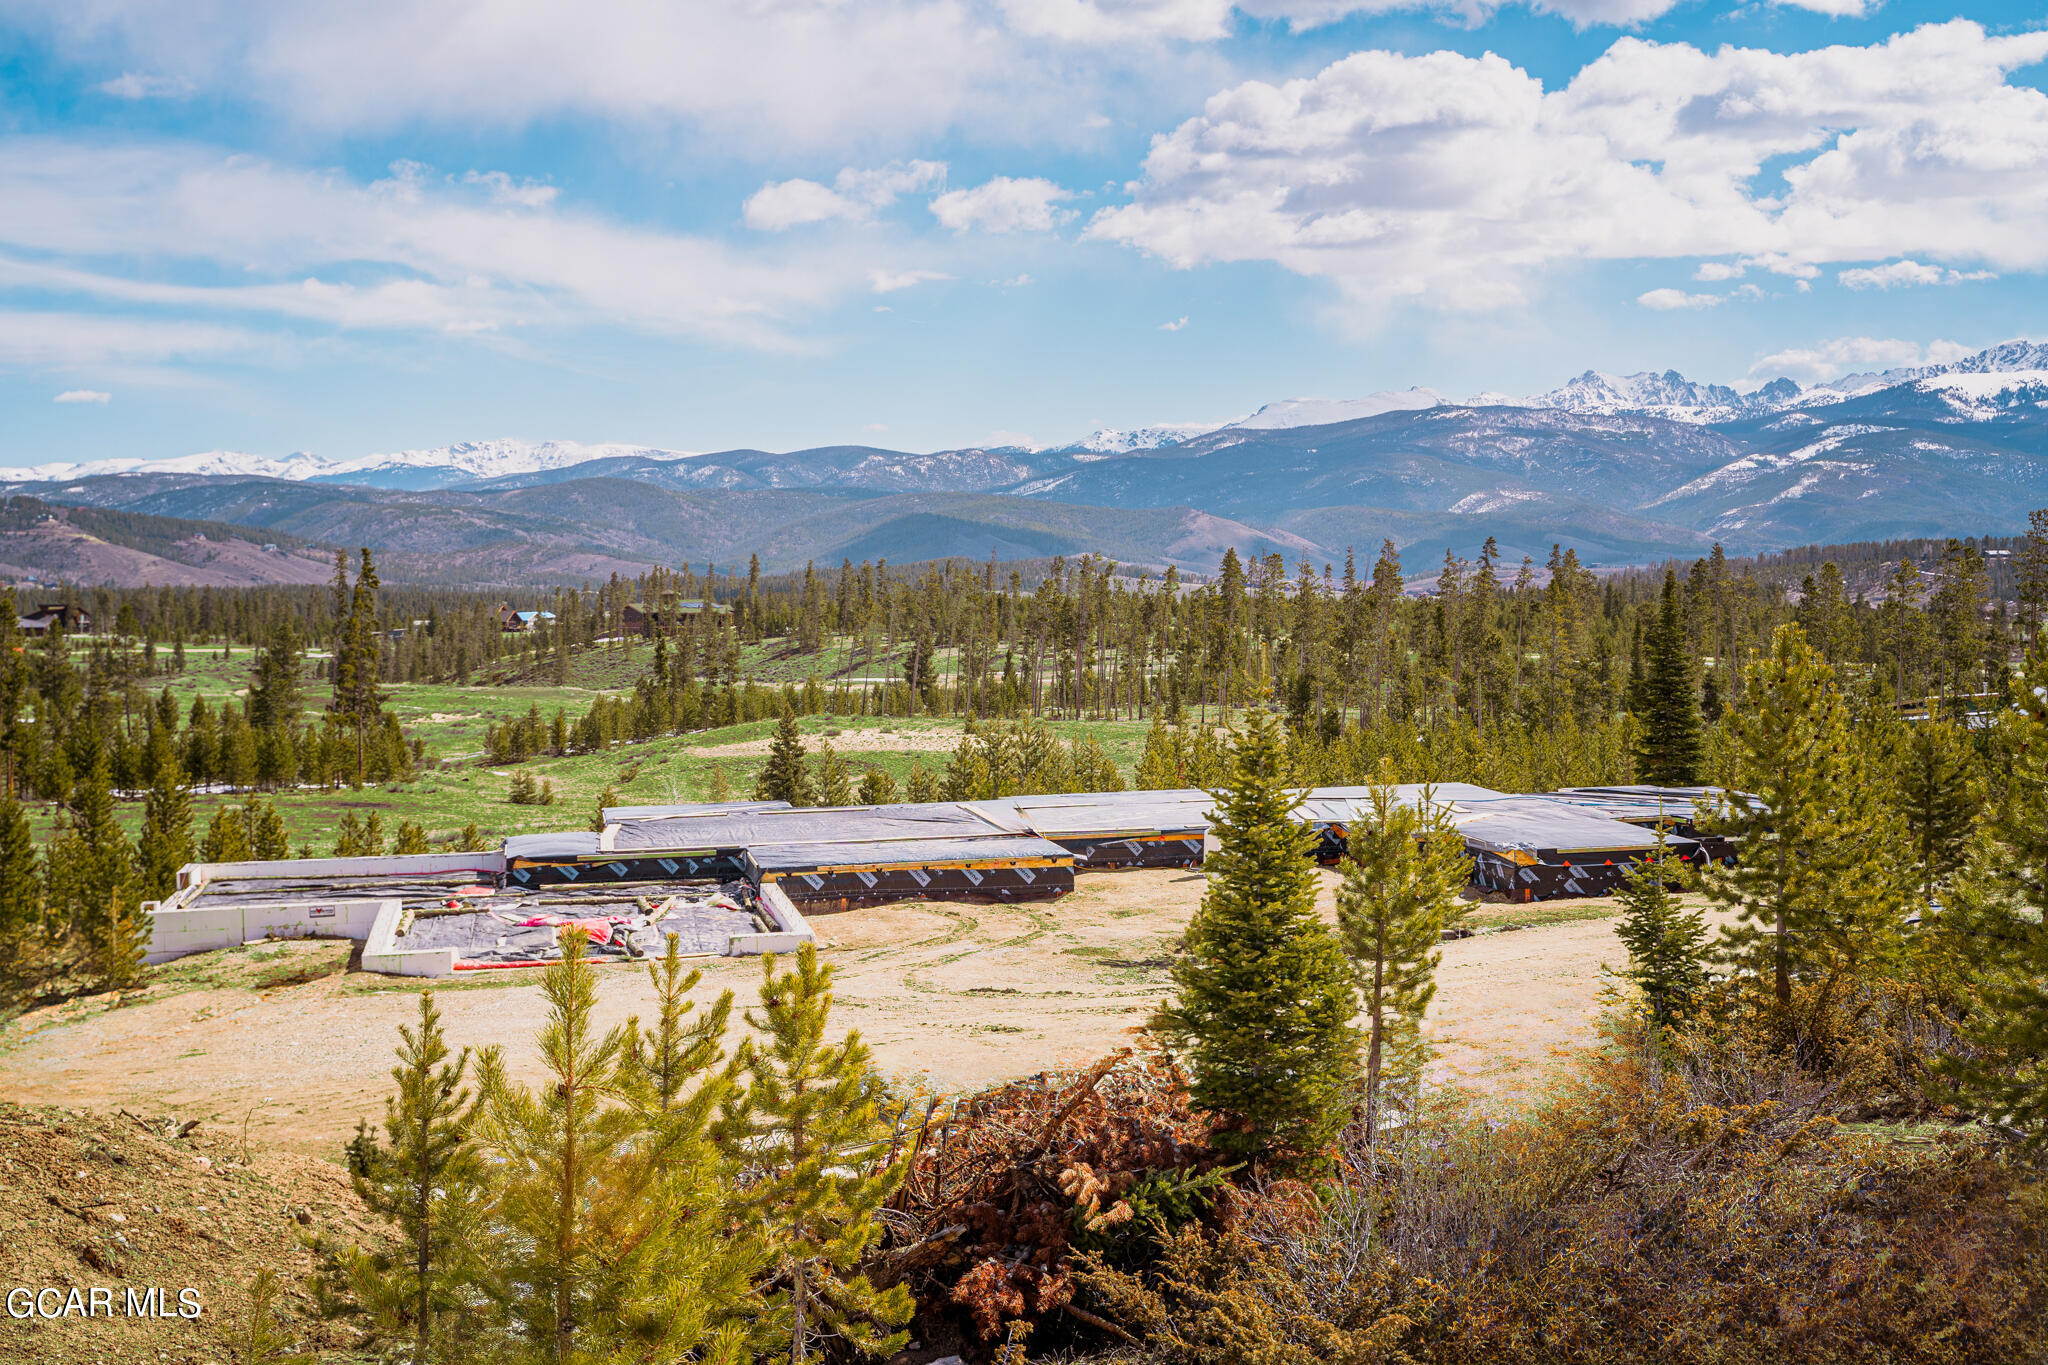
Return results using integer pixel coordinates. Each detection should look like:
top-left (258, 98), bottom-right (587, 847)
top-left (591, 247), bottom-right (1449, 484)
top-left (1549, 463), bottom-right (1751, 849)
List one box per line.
top-left (146, 895), bottom-right (460, 976)
top-left (732, 882), bottom-right (815, 956)
top-left (360, 903), bottom-right (458, 977)
top-left (164, 851), bottom-right (506, 910)
top-left (145, 896), bottom-right (388, 965)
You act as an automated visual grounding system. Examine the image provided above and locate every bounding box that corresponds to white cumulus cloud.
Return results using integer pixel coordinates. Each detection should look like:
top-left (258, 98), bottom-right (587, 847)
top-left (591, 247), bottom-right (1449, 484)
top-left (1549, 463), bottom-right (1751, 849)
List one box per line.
top-left (1159, 314), bottom-right (1190, 329)
top-left (1748, 336), bottom-right (1968, 384)
top-left (0, 140), bottom-right (874, 354)
top-left (1086, 22), bottom-right (2048, 311)
top-left (745, 161), bottom-right (946, 230)
top-left (1767, 0), bottom-right (1878, 16)
top-left (868, 267), bottom-right (953, 293)
top-left (461, 170), bottom-right (558, 208)
top-left (932, 177), bottom-right (1076, 233)
top-left (5, 0), bottom-right (1156, 151)
top-left (1838, 259), bottom-right (1996, 290)
top-left (744, 179), bottom-right (861, 231)
top-left (1638, 288), bottom-right (1721, 310)
top-left (53, 388), bottom-right (113, 404)
top-left (97, 72), bottom-right (192, 99)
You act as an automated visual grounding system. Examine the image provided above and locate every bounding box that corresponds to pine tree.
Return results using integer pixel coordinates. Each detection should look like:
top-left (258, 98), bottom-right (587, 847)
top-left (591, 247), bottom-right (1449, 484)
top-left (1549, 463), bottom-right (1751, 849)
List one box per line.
top-left (331, 549), bottom-right (387, 785)
top-left (1703, 625), bottom-right (1907, 1037)
top-left (590, 783), bottom-right (618, 834)
top-left (1335, 776), bottom-right (1469, 1146)
top-left (1135, 713), bottom-right (1185, 790)
top-left (639, 933), bottom-right (736, 1114)
top-left (720, 944), bottom-right (913, 1363)
top-left (200, 805), bottom-right (253, 864)
top-left (235, 1269), bottom-right (314, 1365)
top-left (394, 821), bottom-right (431, 855)
top-left (1069, 735), bottom-right (1124, 791)
top-left (334, 812), bottom-right (373, 858)
top-left (0, 587), bottom-right (20, 762)
top-left (903, 761), bottom-right (939, 804)
top-left (1156, 707), bottom-right (1357, 1167)
top-left (342, 991), bottom-right (485, 1363)
top-left (1614, 830), bottom-right (1709, 1028)
top-left (756, 704), bottom-right (816, 806)
top-left (99, 890), bottom-right (149, 990)
top-left (940, 733), bottom-right (992, 801)
top-left (136, 725), bottom-right (194, 901)
top-left (855, 767), bottom-right (896, 805)
top-left (709, 763), bottom-right (732, 803)
top-left (1897, 718), bottom-right (1981, 903)
top-left (248, 800), bottom-right (292, 860)
top-left (64, 750), bottom-right (133, 945)
top-left (471, 930), bottom-right (753, 1362)
top-left (814, 740), bottom-right (854, 807)
top-left (0, 793), bottom-right (41, 961)
top-left (249, 617), bottom-right (304, 731)
top-left (1633, 567), bottom-right (1703, 785)
top-left (1936, 650), bottom-right (2048, 1144)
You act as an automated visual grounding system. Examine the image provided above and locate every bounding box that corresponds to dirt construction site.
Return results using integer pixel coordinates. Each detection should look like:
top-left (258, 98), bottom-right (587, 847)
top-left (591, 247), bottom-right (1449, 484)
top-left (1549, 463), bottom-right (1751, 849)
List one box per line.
top-left (0, 869), bottom-right (1662, 1157)
top-left (0, 864), bottom-right (1690, 1363)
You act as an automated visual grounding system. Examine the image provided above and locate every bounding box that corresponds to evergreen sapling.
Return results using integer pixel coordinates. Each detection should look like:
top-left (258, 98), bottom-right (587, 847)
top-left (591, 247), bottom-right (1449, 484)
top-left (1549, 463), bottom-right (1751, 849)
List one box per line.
top-left (1335, 775), bottom-right (1469, 1147)
top-left (720, 943), bottom-right (913, 1363)
top-left (342, 991), bottom-right (485, 1363)
top-left (1614, 828), bottom-right (1709, 1028)
top-left (1156, 707), bottom-right (1357, 1168)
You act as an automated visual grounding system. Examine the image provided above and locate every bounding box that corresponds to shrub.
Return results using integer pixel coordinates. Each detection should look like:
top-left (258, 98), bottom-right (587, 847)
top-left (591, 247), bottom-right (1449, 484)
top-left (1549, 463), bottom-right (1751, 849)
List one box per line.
top-left (1064, 1011), bottom-right (2048, 1364)
top-left (877, 1044), bottom-right (1225, 1343)
top-left (506, 771), bottom-right (555, 806)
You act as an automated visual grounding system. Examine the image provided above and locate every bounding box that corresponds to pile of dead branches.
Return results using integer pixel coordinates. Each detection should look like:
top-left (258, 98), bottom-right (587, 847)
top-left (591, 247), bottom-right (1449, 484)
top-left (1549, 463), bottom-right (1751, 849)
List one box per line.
top-left (873, 1043), bottom-right (1229, 1342)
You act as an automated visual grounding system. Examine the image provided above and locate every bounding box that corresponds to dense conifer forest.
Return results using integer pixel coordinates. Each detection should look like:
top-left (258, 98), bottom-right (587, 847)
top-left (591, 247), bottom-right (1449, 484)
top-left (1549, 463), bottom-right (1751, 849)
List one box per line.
top-left (4, 523), bottom-right (2047, 1362)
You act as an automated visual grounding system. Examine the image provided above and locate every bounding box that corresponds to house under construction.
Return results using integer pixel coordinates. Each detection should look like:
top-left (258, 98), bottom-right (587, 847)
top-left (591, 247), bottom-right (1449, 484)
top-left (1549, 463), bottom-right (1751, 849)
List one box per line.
top-left (144, 784), bottom-right (1737, 978)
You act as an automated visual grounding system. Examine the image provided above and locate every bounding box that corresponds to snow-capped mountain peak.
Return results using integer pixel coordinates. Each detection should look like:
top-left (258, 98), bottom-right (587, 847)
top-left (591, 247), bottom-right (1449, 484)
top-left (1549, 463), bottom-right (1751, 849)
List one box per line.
top-left (1944, 339), bottom-right (2048, 374)
top-left (1228, 387), bottom-right (1445, 430)
top-left (1061, 423), bottom-right (1217, 457)
top-left (1526, 369), bottom-right (1764, 423)
top-left (9, 449), bottom-right (332, 485)
top-left (325, 439), bottom-right (697, 485)
top-left (5, 439), bottom-right (701, 491)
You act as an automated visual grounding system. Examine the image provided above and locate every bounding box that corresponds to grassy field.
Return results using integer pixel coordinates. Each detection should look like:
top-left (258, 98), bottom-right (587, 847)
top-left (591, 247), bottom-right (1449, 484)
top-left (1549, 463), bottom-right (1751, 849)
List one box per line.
top-left (54, 635), bottom-right (1157, 852)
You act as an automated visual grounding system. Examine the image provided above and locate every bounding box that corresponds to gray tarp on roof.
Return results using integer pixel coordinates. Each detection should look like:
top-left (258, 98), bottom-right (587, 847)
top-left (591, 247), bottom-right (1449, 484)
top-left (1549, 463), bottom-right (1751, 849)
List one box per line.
top-left (1545, 786), bottom-right (1734, 823)
top-left (969, 790), bottom-right (1216, 836)
top-left (189, 872), bottom-right (494, 907)
top-left (1444, 796), bottom-right (1669, 856)
top-left (1311, 782), bottom-right (1510, 805)
top-left (1298, 784), bottom-right (1507, 827)
top-left (610, 802), bottom-right (1008, 852)
top-left (745, 833), bottom-right (1071, 874)
top-left (502, 831), bottom-right (604, 860)
top-left (603, 799), bottom-right (793, 824)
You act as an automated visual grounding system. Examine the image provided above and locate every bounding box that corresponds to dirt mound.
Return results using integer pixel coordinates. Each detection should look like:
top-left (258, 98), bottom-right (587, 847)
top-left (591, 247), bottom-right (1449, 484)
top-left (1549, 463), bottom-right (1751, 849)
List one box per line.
top-left (0, 1102), bottom-right (376, 1363)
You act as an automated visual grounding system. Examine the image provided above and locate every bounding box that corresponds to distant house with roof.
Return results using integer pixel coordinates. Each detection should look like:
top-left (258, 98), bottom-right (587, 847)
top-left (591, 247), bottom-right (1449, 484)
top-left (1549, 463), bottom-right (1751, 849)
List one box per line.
top-left (496, 605), bottom-right (558, 633)
top-left (16, 602), bottom-right (90, 635)
top-left (623, 599), bottom-right (731, 637)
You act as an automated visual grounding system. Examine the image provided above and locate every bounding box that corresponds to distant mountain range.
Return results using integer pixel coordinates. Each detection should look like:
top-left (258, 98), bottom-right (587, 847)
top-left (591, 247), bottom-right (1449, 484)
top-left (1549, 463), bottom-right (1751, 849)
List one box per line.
top-left (6, 341), bottom-right (2045, 587)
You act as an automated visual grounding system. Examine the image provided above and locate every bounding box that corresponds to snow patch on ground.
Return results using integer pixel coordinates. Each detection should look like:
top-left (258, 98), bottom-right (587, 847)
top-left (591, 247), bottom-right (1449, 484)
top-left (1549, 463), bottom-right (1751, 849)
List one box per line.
top-left (1449, 488), bottom-right (1546, 514)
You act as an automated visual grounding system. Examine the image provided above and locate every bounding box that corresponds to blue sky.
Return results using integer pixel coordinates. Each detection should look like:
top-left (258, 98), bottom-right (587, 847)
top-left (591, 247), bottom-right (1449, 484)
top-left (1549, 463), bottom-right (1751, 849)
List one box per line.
top-left (0, 0), bottom-right (2043, 465)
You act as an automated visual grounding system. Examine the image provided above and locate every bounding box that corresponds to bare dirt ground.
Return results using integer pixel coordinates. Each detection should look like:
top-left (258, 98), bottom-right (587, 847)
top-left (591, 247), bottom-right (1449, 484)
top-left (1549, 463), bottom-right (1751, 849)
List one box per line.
top-left (0, 870), bottom-right (1668, 1164)
top-left (0, 1102), bottom-right (380, 1364)
top-left (684, 724), bottom-right (970, 758)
